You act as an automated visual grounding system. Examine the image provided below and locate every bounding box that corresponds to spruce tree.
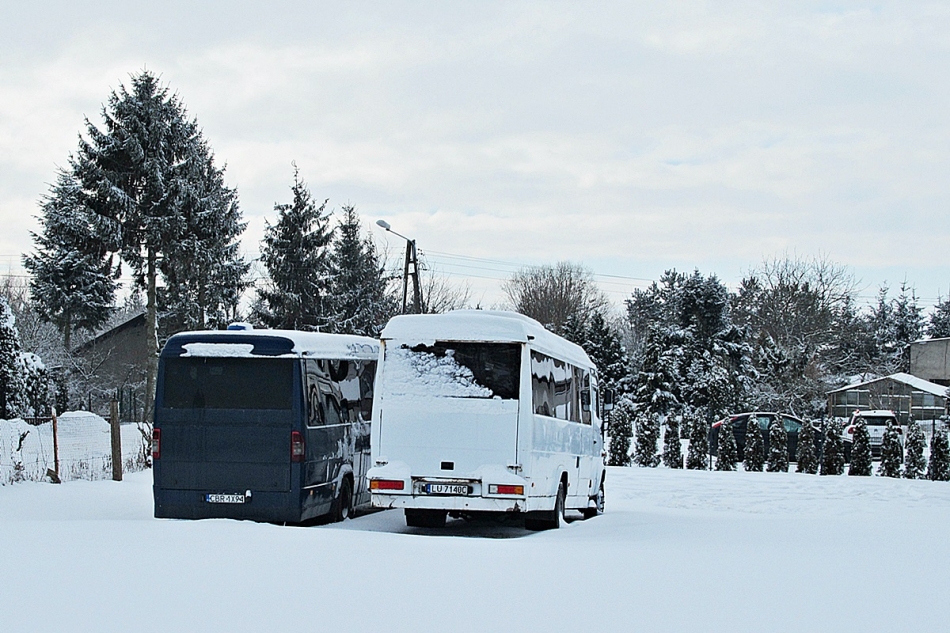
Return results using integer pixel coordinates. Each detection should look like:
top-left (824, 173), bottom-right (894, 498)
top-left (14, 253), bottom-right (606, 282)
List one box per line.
top-left (928, 297), bottom-right (950, 338)
top-left (254, 166), bottom-right (334, 330)
top-left (0, 298), bottom-right (25, 418)
top-left (766, 418), bottom-right (789, 473)
top-left (23, 168), bottom-right (116, 349)
top-left (685, 408), bottom-right (709, 470)
top-left (74, 70), bottom-right (238, 417)
top-left (715, 418), bottom-right (738, 471)
top-left (820, 419), bottom-right (845, 475)
top-left (607, 397), bottom-right (634, 466)
top-left (795, 419), bottom-right (818, 474)
top-left (927, 428), bottom-right (950, 481)
top-left (326, 205), bottom-right (395, 337)
top-left (662, 414), bottom-right (683, 468)
top-left (584, 311), bottom-right (628, 391)
top-left (848, 419), bottom-right (872, 476)
top-left (743, 416), bottom-right (765, 472)
top-left (903, 420), bottom-right (927, 479)
top-left (633, 411), bottom-right (660, 467)
top-left (878, 422), bottom-right (903, 478)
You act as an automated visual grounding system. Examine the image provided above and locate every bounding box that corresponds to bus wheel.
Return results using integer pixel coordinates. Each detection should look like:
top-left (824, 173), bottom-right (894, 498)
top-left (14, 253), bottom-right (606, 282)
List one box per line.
top-left (583, 479), bottom-right (604, 519)
top-left (405, 509), bottom-right (447, 528)
top-left (331, 478), bottom-right (353, 522)
top-left (525, 481), bottom-right (566, 531)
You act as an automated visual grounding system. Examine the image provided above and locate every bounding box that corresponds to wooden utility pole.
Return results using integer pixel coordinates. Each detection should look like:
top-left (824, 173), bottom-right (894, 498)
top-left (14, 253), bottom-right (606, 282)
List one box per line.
top-left (110, 398), bottom-right (122, 481)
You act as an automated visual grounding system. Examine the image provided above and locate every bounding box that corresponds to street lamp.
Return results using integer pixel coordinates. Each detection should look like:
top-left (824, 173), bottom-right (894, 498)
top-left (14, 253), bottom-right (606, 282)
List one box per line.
top-left (376, 219), bottom-right (423, 314)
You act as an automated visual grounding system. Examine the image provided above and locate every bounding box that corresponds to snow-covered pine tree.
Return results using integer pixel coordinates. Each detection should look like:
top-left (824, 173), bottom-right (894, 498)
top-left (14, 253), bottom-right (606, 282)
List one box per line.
top-left (23, 168), bottom-right (116, 350)
top-left (743, 416), bottom-right (765, 472)
top-left (607, 397), bottom-right (634, 466)
top-left (927, 428), bottom-right (950, 481)
top-left (878, 422), bottom-right (903, 478)
top-left (715, 418), bottom-right (738, 471)
top-left (662, 414), bottom-right (683, 468)
top-left (903, 419), bottom-right (927, 479)
top-left (0, 298), bottom-right (25, 418)
top-left (584, 311), bottom-right (628, 392)
top-left (820, 419), bottom-right (845, 476)
top-left (633, 410), bottom-right (660, 467)
top-left (795, 419), bottom-right (818, 474)
top-left (685, 408), bottom-right (709, 470)
top-left (160, 146), bottom-right (249, 332)
top-left (326, 205), bottom-right (395, 337)
top-left (18, 353), bottom-right (49, 417)
top-left (254, 166), bottom-right (334, 330)
top-left (928, 297), bottom-right (950, 338)
top-left (766, 417), bottom-right (789, 472)
top-left (848, 419), bottom-right (872, 476)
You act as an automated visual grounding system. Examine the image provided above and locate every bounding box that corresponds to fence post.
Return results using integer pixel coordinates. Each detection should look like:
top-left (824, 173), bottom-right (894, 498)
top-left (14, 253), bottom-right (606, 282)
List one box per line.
top-left (51, 407), bottom-right (60, 483)
top-left (110, 398), bottom-right (122, 481)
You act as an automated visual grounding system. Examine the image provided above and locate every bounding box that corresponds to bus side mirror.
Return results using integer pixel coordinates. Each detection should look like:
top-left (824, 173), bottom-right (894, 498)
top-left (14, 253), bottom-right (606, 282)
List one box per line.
top-left (581, 389), bottom-right (591, 412)
top-left (603, 389), bottom-right (615, 413)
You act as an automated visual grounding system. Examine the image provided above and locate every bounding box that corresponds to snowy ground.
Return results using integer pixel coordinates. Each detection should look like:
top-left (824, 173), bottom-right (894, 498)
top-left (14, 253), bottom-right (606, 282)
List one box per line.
top-left (2, 466), bottom-right (950, 632)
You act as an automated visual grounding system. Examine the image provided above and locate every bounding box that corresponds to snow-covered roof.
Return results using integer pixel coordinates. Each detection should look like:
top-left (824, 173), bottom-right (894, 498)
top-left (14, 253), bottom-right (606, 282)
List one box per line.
top-left (827, 372), bottom-right (949, 398)
top-left (380, 310), bottom-right (593, 368)
top-left (163, 328), bottom-right (379, 359)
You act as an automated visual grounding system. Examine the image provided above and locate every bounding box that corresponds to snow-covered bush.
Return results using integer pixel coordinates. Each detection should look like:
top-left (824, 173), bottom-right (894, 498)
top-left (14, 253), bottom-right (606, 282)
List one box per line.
top-left (715, 419), bottom-right (738, 471)
top-left (848, 420), bottom-right (872, 476)
top-left (766, 418), bottom-right (788, 473)
top-left (903, 420), bottom-right (927, 479)
top-left (743, 416), bottom-right (764, 472)
top-left (927, 429), bottom-right (950, 481)
top-left (662, 414), bottom-right (683, 469)
top-left (878, 423), bottom-right (903, 478)
top-left (633, 411), bottom-right (660, 467)
top-left (820, 420), bottom-right (845, 476)
top-left (607, 398), bottom-right (633, 466)
top-left (685, 408), bottom-right (708, 470)
top-left (796, 419), bottom-right (818, 474)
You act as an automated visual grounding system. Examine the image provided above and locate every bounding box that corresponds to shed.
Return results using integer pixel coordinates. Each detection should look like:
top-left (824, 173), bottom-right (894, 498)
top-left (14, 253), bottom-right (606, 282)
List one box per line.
top-left (909, 338), bottom-right (950, 386)
top-left (826, 372), bottom-right (948, 425)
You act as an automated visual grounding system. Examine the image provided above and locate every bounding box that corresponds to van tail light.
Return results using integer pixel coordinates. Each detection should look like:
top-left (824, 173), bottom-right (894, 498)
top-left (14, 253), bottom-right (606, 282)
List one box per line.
top-left (291, 431), bottom-right (305, 462)
top-left (489, 484), bottom-right (525, 495)
top-left (370, 479), bottom-right (405, 491)
top-left (152, 428), bottom-right (161, 460)
top-left (846, 426), bottom-right (855, 435)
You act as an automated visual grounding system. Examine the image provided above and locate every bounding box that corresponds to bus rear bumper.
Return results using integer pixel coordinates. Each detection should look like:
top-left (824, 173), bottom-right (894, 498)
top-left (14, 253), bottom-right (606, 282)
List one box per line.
top-left (153, 487), bottom-right (302, 523)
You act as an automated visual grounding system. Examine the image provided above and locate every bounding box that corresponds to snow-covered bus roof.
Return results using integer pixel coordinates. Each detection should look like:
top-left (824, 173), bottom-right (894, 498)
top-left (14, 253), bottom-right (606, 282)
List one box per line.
top-left (161, 327), bottom-right (379, 360)
top-left (380, 310), bottom-right (593, 368)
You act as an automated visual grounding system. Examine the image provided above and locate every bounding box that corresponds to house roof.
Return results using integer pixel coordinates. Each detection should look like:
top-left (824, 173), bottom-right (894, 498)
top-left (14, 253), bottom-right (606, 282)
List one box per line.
top-left (827, 372), bottom-right (949, 398)
top-left (72, 312), bottom-right (146, 354)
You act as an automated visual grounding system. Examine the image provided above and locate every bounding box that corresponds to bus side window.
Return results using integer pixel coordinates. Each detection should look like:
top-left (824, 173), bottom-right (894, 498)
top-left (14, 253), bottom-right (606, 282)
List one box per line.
top-left (359, 361), bottom-right (376, 422)
top-left (580, 370), bottom-right (592, 425)
top-left (531, 351), bottom-right (554, 417)
top-left (305, 360), bottom-right (325, 426)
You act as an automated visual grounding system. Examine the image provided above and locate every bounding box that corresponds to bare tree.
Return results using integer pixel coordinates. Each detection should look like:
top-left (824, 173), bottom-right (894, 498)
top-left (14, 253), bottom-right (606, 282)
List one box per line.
top-left (502, 261), bottom-right (608, 332)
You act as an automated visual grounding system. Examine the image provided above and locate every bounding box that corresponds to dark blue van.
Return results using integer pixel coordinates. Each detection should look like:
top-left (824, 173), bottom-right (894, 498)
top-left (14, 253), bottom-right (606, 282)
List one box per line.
top-left (152, 326), bottom-right (379, 523)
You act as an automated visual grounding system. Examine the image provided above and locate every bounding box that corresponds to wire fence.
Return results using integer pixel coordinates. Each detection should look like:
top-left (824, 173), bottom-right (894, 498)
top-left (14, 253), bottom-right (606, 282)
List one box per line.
top-left (0, 412), bottom-right (150, 485)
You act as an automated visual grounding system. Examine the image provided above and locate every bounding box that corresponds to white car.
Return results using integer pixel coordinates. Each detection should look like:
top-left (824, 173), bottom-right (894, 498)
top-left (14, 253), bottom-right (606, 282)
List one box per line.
top-left (842, 410), bottom-right (901, 458)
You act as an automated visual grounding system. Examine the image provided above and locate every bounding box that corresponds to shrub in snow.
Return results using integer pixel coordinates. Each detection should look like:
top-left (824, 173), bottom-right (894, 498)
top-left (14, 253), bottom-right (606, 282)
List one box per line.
top-left (19, 353), bottom-right (50, 418)
top-left (903, 420), bottom-right (927, 480)
top-left (766, 418), bottom-right (788, 473)
top-left (848, 420), bottom-right (872, 476)
top-left (685, 409), bottom-right (709, 470)
top-left (743, 416), bottom-right (764, 472)
top-left (607, 398), bottom-right (634, 467)
top-left (715, 419), bottom-right (738, 471)
top-left (878, 423), bottom-right (903, 478)
top-left (662, 414), bottom-right (683, 469)
top-left (795, 420), bottom-right (818, 474)
top-left (927, 428), bottom-right (950, 481)
top-left (633, 411), bottom-right (661, 467)
top-left (820, 420), bottom-right (845, 476)
top-left (0, 298), bottom-right (25, 418)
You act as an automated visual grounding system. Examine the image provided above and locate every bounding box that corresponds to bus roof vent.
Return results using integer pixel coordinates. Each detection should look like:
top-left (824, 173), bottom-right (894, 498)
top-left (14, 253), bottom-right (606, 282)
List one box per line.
top-left (227, 322), bottom-right (254, 331)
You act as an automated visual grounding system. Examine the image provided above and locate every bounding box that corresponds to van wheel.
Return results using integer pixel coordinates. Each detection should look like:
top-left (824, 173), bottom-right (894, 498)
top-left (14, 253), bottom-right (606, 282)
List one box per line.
top-left (583, 479), bottom-right (605, 519)
top-left (331, 478), bottom-right (353, 522)
top-left (525, 481), bottom-right (566, 531)
top-left (405, 509), bottom-right (447, 528)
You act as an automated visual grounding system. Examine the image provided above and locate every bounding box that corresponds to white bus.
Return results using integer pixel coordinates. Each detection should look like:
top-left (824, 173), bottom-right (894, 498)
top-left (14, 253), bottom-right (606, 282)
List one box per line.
top-left (367, 310), bottom-right (606, 529)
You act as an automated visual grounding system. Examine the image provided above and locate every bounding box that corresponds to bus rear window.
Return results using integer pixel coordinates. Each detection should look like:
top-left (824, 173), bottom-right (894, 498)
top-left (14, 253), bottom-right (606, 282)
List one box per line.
top-left (161, 357), bottom-right (294, 410)
top-left (386, 342), bottom-right (521, 400)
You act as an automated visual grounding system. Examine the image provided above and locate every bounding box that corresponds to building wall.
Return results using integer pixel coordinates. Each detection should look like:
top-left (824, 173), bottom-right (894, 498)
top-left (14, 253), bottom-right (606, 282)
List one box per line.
top-left (910, 338), bottom-right (950, 386)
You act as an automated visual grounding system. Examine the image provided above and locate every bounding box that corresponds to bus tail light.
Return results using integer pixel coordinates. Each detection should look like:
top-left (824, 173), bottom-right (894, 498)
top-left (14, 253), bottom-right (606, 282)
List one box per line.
top-left (291, 431), bottom-right (305, 462)
top-left (152, 428), bottom-right (161, 460)
top-left (370, 479), bottom-right (405, 491)
top-left (489, 484), bottom-right (524, 495)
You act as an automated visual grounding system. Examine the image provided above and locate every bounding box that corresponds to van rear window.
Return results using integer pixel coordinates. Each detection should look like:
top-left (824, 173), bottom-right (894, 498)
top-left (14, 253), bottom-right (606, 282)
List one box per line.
top-left (386, 342), bottom-right (521, 400)
top-left (161, 357), bottom-right (294, 410)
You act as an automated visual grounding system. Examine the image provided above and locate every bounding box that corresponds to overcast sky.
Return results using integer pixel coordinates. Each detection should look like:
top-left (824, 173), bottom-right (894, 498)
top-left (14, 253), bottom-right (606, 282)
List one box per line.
top-left (2, 1), bottom-right (949, 310)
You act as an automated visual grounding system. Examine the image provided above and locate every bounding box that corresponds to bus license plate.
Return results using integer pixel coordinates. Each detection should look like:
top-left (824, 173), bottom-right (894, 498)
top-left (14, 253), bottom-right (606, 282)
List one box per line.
top-left (206, 493), bottom-right (246, 504)
top-left (425, 483), bottom-right (469, 495)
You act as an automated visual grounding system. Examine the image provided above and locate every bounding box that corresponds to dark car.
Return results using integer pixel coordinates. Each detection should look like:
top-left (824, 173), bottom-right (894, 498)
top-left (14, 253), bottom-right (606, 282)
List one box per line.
top-left (708, 412), bottom-right (814, 462)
